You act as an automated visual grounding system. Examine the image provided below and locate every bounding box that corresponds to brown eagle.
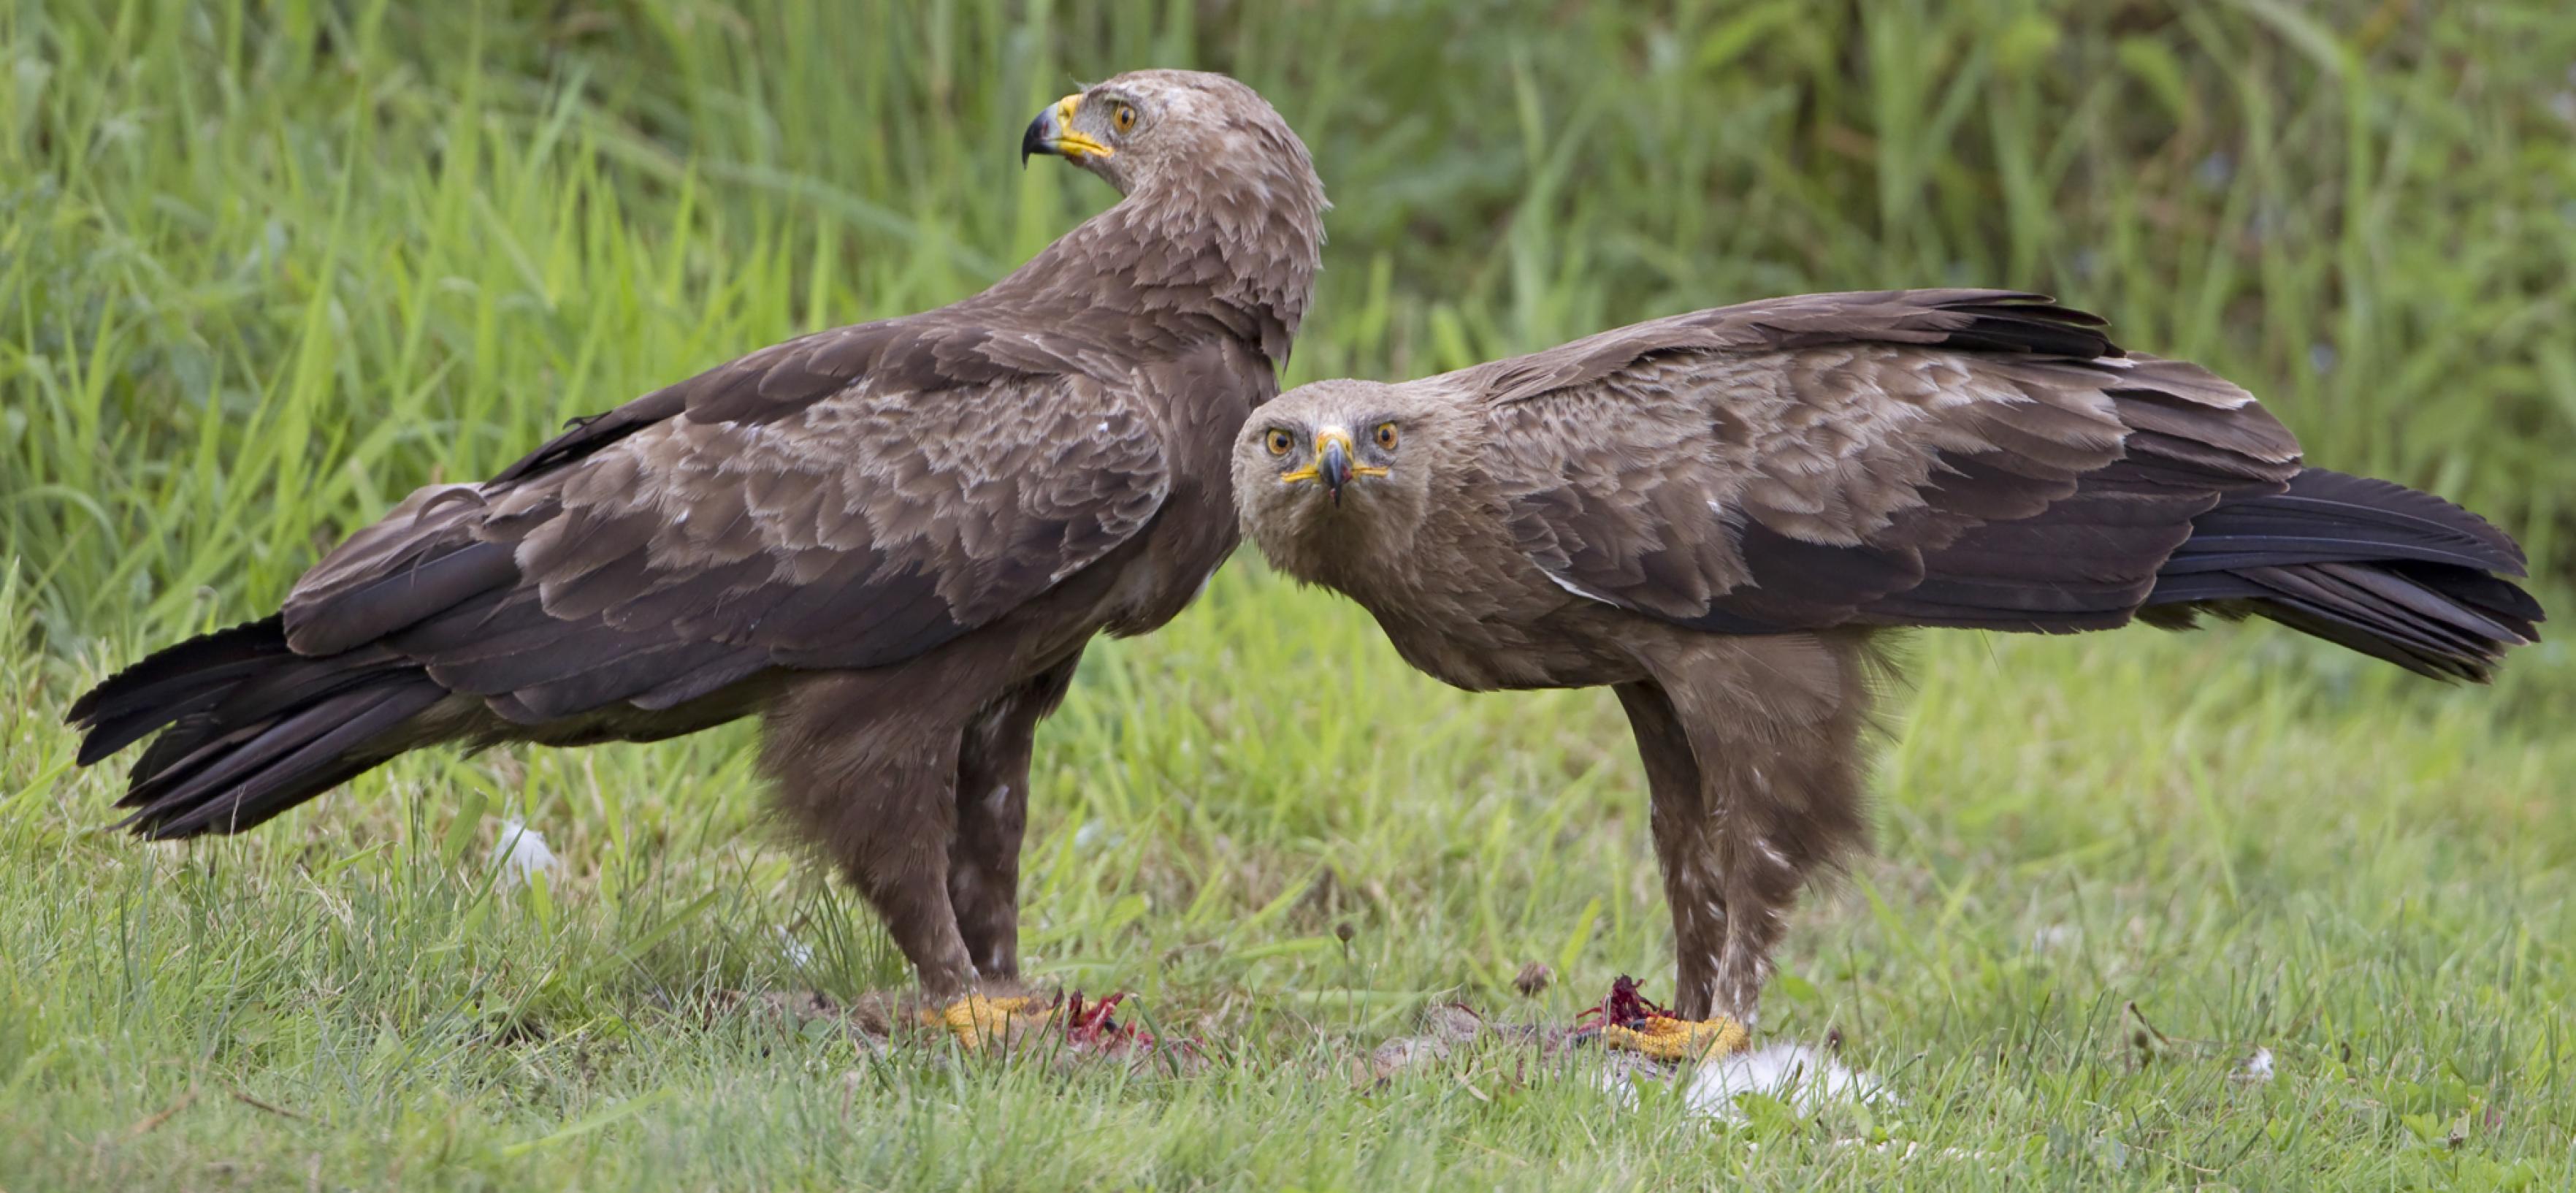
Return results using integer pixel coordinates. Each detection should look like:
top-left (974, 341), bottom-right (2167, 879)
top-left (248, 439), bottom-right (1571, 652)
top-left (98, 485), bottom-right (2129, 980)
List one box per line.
top-left (69, 70), bottom-right (1326, 1028)
top-left (1236, 290), bottom-right (2541, 1047)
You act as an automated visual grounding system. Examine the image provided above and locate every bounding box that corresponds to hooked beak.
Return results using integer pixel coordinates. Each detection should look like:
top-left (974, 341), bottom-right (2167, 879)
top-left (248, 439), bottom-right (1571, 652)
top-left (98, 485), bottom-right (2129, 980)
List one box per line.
top-left (1022, 93), bottom-right (1113, 167)
top-left (1317, 432), bottom-right (1354, 504)
top-left (1280, 428), bottom-right (1389, 506)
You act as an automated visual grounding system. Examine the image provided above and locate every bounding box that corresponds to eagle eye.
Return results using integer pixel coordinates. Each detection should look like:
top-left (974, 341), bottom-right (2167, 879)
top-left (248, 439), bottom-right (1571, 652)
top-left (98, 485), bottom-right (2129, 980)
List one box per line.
top-left (1373, 422), bottom-right (1399, 451)
top-left (1111, 102), bottom-right (1139, 134)
top-left (1264, 428), bottom-right (1294, 457)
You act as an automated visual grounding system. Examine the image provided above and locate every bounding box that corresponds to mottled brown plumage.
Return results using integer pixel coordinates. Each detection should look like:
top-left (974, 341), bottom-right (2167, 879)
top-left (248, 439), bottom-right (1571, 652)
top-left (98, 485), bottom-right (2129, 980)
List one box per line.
top-left (1237, 289), bottom-right (2541, 1027)
top-left (70, 69), bottom-right (1326, 1001)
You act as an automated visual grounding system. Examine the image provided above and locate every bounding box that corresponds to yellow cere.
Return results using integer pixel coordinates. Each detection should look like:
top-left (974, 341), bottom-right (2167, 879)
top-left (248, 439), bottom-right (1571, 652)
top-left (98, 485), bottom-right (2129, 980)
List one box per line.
top-left (1049, 93), bottom-right (1115, 161)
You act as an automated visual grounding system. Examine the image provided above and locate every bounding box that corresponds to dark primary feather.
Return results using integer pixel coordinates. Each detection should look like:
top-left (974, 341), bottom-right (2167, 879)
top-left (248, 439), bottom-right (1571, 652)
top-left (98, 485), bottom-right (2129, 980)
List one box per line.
top-left (2137, 469), bottom-right (2539, 680)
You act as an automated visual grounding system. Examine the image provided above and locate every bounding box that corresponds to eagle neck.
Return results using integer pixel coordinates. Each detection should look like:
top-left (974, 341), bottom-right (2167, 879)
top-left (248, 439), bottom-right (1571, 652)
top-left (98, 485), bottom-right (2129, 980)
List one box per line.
top-left (992, 168), bottom-right (1323, 367)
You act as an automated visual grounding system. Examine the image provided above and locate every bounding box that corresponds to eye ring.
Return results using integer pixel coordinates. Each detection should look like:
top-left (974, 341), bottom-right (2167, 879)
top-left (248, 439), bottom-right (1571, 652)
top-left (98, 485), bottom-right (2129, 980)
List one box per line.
top-left (1264, 428), bottom-right (1294, 457)
top-left (1111, 102), bottom-right (1138, 134)
top-left (1373, 422), bottom-right (1399, 450)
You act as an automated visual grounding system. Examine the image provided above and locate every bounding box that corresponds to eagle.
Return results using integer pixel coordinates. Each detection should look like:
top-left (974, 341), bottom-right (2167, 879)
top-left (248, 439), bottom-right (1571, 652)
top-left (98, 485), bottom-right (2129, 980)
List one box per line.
top-left (68, 70), bottom-right (1326, 1035)
top-left (1235, 290), bottom-right (2541, 1050)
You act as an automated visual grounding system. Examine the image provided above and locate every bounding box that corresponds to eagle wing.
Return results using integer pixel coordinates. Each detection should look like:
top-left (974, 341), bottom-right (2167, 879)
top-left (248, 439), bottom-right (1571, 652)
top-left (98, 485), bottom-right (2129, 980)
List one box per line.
top-left (278, 315), bottom-right (1171, 723)
top-left (1476, 290), bottom-right (2315, 633)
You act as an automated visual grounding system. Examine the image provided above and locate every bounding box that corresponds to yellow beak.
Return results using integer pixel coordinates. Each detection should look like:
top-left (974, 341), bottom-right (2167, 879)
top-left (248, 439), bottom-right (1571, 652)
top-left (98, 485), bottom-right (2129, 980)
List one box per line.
top-left (1021, 93), bottom-right (1115, 164)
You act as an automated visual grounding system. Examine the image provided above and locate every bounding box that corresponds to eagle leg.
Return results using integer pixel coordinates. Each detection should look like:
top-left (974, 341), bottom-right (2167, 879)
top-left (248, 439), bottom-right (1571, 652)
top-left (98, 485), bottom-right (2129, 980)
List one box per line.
top-left (765, 676), bottom-right (979, 1002)
top-left (1618, 633), bottom-right (1873, 1033)
top-left (1613, 679), bottom-right (1759, 1049)
top-left (950, 649), bottom-right (1086, 983)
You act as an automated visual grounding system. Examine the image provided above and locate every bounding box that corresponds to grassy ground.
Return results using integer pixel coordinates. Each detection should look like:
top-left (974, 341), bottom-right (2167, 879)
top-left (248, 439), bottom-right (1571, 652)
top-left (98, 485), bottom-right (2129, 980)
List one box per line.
top-left (6, 1), bottom-right (2575, 1188)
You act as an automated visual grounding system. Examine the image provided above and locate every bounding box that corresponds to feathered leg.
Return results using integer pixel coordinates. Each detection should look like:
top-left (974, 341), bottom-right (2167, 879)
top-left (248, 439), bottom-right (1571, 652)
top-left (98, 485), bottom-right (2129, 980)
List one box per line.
top-left (1613, 680), bottom-right (1731, 1026)
top-left (1628, 633), bottom-right (1873, 1033)
top-left (764, 675), bottom-right (977, 1000)
top-left (949, 649), bottom-right (1085, 983)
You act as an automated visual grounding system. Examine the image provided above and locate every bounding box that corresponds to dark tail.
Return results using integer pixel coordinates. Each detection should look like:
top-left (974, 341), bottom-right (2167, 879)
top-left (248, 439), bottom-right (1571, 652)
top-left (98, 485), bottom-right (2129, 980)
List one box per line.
top-left (2143, 469), bottom-right (2543, 681)
top-left (66, 616), bottom-right (449, 839)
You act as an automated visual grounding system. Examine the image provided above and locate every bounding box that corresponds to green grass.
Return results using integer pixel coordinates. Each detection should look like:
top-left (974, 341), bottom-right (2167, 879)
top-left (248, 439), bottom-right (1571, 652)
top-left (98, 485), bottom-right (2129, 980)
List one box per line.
top-left (6, 1), bottom-right (2575, 1187)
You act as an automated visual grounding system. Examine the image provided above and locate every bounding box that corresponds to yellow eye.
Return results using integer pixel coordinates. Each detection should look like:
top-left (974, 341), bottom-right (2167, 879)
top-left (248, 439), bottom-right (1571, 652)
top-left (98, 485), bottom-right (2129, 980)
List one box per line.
top-left (1112, 102), bottom-right (1138, 133)
top-left (1264, 428), bottom-right (1294, 457)
top-left (1374, 422), bottom-right (1399, 450)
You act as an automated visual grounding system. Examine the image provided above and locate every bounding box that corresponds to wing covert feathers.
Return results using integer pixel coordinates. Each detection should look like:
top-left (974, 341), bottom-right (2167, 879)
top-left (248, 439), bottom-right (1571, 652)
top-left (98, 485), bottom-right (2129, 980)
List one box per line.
top-left (1478, 290), bottom-right (2537, 677)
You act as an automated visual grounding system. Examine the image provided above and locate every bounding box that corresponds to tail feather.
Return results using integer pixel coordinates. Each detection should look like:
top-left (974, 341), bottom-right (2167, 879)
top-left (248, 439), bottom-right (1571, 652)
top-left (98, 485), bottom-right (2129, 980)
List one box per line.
top-left (118, 665), bottom-right (399, 809)
top-left (116, 678), bottom-right (446, 839)
top-left (67, 617), bottom-right (448, 839)
top-left (2155, 470), bottom-right (2526, 576)
top-left (68, 617), bottom-right (296, 766)
top-left (2145, 469), bottom-right (2542, 681)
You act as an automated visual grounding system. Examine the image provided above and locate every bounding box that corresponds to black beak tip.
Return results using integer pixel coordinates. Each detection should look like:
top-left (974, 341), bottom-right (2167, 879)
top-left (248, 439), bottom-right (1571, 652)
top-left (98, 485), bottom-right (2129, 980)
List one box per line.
top-left (1320, 442), bottom-right (1353, 504)
top-left (1020, 117), bottom-right (1049, 167)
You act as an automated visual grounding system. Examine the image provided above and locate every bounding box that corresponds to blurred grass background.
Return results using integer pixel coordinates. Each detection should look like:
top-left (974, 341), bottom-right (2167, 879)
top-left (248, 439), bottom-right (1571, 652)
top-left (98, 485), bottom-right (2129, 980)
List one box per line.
top-left (4, 1), bottom-right (2575, 1189)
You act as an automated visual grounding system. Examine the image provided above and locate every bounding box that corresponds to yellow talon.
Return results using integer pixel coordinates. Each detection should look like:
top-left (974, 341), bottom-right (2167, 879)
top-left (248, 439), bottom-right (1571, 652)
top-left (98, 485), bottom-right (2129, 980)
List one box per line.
top-left (1598, 1015), bottom-right (1751, 1061)
top-left (921, 994), bottom-right (1055, 1050)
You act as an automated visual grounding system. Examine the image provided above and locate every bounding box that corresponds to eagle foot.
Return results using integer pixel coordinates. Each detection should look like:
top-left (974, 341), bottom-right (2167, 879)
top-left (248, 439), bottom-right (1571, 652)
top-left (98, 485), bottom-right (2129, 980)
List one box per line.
top-left (1597, 1013), bottom-right (1751, 1061)
top-left (918, 989), bottom-right (1151, 1053)
top-left (1574, 975), bottom-right (1751, 1061)
top-left (921, 994), bottom-right (1057, 1050)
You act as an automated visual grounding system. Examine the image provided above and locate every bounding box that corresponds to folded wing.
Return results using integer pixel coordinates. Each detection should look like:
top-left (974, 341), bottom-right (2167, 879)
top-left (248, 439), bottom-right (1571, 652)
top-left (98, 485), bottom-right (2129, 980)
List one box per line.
top-left (280, 321), bottom-right (1169, 723)
top-left (72, 316), bottom-right (1172, 836)
top-left (1480, 290), bottom-right (2535, 676)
